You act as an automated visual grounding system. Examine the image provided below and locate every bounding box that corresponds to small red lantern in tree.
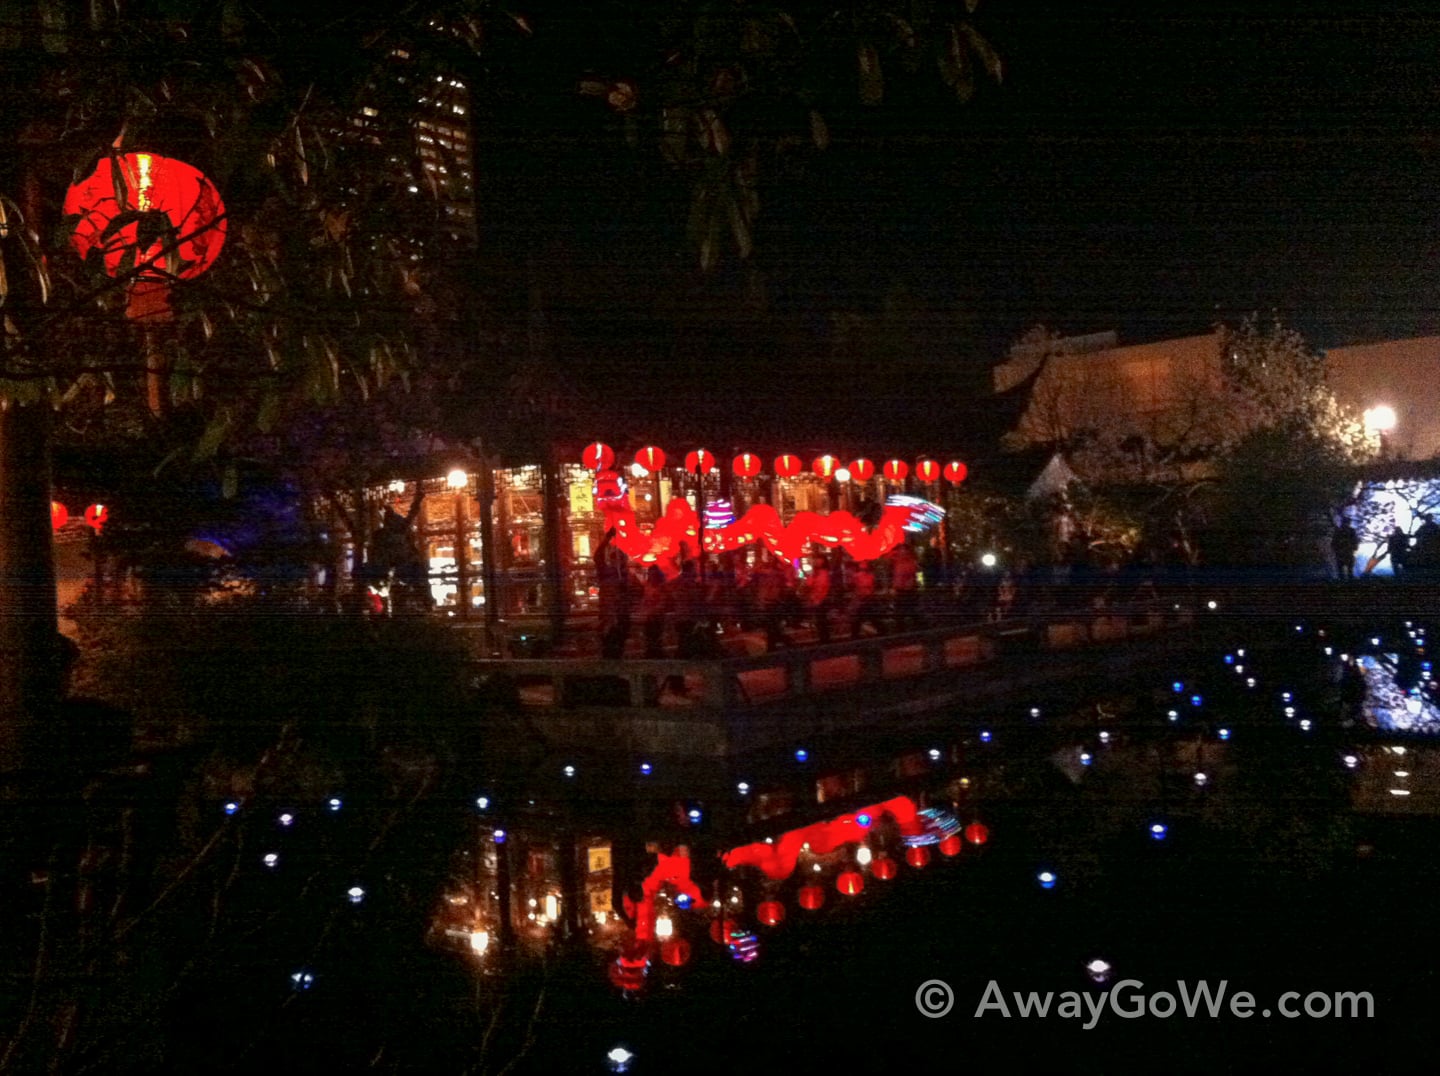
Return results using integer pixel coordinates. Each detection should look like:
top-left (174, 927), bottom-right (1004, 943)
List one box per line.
top-left (883, 459), bottom-right (909, 482)
top-left (797, 883), bottom-right (826, 911)
top-left (660, 938), bottom-right (692, 967)
top-left (635, 445), bottom-right (666, 472)
top-left (64, 152), bottom-right (227, 321)
top-left (848, 458), bottom-right (875, 482)
top-left (733, 452), bottom-right (762, 479)
top-left (915, 458), bottom-right (940, 483)
top-left (709, 917), bottom-right (739, 944)
top-left (905, 845), bottom-right (931, 870)
top-left (836, 870), bottom-right (865, 897)
top-left (84, 504), bottom-right (109, 533)
top-left (938, 834), bottom-right (963, 857)
top-left (871, 854), bottom-right (898, 881)
top-left (944, 460), bottom-right (969, 484)
top-left (684, 449), bottom-right (716, 475)
top-left (756, 900), bottom-right (786, 927)
top-left (582, 441), bottom-right (615, 470)
top-left (774, 454), bottom-right (802, 478)
top-left (50, 502), bottom-right (69, 531)
top-left (812, 454), bottom-right (839, 479)
top-left (964, 822), bottom-right (990, 846)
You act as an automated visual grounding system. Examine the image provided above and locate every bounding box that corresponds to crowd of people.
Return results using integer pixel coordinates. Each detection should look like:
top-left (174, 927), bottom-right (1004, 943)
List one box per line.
top-left (591, 531), bottom-right (1157, 659)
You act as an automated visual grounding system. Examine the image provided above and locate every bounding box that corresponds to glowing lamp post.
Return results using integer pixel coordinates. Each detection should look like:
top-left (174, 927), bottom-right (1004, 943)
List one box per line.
top-left (1364, 405), bottom-right (1398, 457)
top-left (447, 468), bottom-right (470, 617)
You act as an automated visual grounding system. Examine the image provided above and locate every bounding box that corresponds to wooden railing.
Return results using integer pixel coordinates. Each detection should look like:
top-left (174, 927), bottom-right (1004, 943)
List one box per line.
top-left (466, 604), bottom-right (1190, 714)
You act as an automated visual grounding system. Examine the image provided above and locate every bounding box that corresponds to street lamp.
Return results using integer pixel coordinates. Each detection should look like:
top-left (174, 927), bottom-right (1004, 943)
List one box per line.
top-left (1364, 405), bottom-right (1398, 457)
top-left (447, 468), bottom-right (470, 616)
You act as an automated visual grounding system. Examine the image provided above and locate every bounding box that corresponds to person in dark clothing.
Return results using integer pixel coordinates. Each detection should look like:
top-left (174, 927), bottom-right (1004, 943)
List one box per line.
top-left (1386, 525), bottom-right (1411, 580)
top-left (595, 529), bottom-right (632, 658)
top-left (1412, 515), bottom-right (1440, 573)
top-left (638, 566), bottom-right (670, 658)
top-left (1331, 517), bottom-right (1360, 580)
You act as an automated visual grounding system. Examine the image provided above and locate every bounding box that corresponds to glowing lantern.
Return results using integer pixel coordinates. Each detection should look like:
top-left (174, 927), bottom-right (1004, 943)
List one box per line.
top-left (683, 449), bottom-right (716, 475)
top-left (582, 442), bottom-right (615, 470)
top-left (812, 455), bottom-right (839, 479)
top-left (938, 835), bottom-right (963, 857)
top-left (848, 458), bottom-right (875, 482)
top-left (50, 502), bottom-right (69, 531)
top-left (756, 900), bottom-right (786, 927)
top-left (964, 822), bottom-right (989, 846)
top-left (905, 846), bottom-right (931, 870)
top-left (708, 917), bottom-right (739, 944)
top-left (944, 460), bottom-right (969, 484)
top-left (774, 454), bottom-right (802, 478)
top-left (593, 470), bottom-right (628, 511)
top-left (635, 445), bottom-right (666, 473)
top-left (915, 458), bottom-right (940, 483)
top-left (609, 939), bottom-right (650, 992)
top-left (84, 504), bottom-right (109, 533)
top-left (660, 939), bottom-right (692, 967)
top-left (836, 870), bottom-right (865, 897)
top-left (883, 459), bottom-right (909, 482)
top-left (797, 883), bottom-right (826, 911)
top-left (871, 855), bottom-right (898, 881)
top-left (65, 153), bottom-right (226, 322)
top-left (733, 452), bottom-right (762, 479)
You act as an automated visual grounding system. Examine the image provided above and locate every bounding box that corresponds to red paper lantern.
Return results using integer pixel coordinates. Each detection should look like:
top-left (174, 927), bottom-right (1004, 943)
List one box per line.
top-left (709, 917), bottom-right (739, 944)
top-left (848, 458), bottom-right (875, 482)
top-left (871, 855), bottom-right (898, 881)
top-left (905, 845), bottom-right (931, 870)
top-left (609, 939), bottom-right (650, 991)
top-left (836, 870), bottom-right (865, 897)
top-left (883, 459), bottom-right (909, 482)
top-left (915, 458), bottom-right (940, 483)
top-left (938, 834), bottom-right (963, 857)
top-left (797, 883), bottom-right (826, 911)
top-left (812, 455), bottom-right (839, 479)
top-left (774, 454), bottom-right (802, 478)
top-left (733, 452), bottom-right (762, 479)
top-left (50, 502), bottom-right (69, 531)
top-left (582, 441), bottom-right (615, 470)
top-left (756, 900), bottom-right (786, 927)
top-left (964, 822), bottom-right (990, 846)
top-left (660, 938), bottom-right (692, 967)
top-left (64, 153), bottom-right (226, 320)
top-left (635, 445), bottom-right (666, 472)
top-left (84, 504), bottom-right (109, 533)
top-left (684, 449), bottom-right (716, 475)
top-left (944, 460), bottom-right (969, 484)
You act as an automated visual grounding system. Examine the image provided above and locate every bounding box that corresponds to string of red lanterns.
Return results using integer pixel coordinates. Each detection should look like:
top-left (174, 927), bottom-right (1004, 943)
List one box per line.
top-left (583, 447), bottom-right (968, 482)
top-left (50, 502), bottom-right (110, 533)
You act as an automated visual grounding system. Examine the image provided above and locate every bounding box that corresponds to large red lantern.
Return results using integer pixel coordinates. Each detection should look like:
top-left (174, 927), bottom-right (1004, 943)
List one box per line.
top-left (905, 845), bottom-right (931, 870)
top-left (660, 938), bottom-right (692, 967)
top-left (84, 504), bottom-right (109, 533)
top-left (938, 834), bottom-right (963, 857)
top-left (871, 855), bottom-right (898, 881)
top-left (915, 458), bottom-right (940, 483)
top-left (883, 459), bottom-right (909, 482)
top-left (756, 900), bottom-right (786, 927)
top-left (836, 870), bottom-right (865, 897)
top-left (582, 441), bottom-right (615, 470)
top-left (774, 454), bottom-right (802, 478)
top-left (944, 460), bottom-right (969, 484)
top-left (684, 449), bottom-right (716, 475)
top-left (50, 502), bottom-right (69, 531)
top-left (635, 445), bottom-right (666, 472)
top-left (733, 452), bottom-right (762, 479)
top-left (848, 458), bottom-right (875, 482)
top-left (812, 455), bottom-right (839, 479)
top-left (797, 883), bottom-right (826, 911)
top-left (64, 152), bottom-right (226, 320)
top-left (964, 822), bottom-right (990, 846)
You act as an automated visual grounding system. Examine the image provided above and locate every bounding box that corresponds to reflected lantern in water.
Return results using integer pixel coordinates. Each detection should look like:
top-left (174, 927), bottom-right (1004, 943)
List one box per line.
top-left (797, 883), bottom-right (826, 911)
top-left (938, 834), bottom-right (963, 857)
top-left (905, 846), bottom-right (931, 869)
top-left (659, 938), bottom-right (692, 967)
top-left (964, 822), bottom-right (989, 846)
top-left (708, 917), bottom-right (739, 944)
top-left (871, 854), bottom-right (898, 880)
top-left (756, 900), bottom-right (786, 927)
top-left (64, 152), bottom-right (227, 321)
top-left (836, 870), bottom-right (865, 896)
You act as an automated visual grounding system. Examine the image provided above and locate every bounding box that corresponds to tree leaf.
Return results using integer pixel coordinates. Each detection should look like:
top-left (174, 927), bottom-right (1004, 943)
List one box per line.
top-left (962, 23), bottom-right (1003, 83)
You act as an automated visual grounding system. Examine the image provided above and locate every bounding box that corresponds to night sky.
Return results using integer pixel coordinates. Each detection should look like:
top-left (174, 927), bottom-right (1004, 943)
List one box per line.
top-left (474, 2), bottom-right (1440, 446)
